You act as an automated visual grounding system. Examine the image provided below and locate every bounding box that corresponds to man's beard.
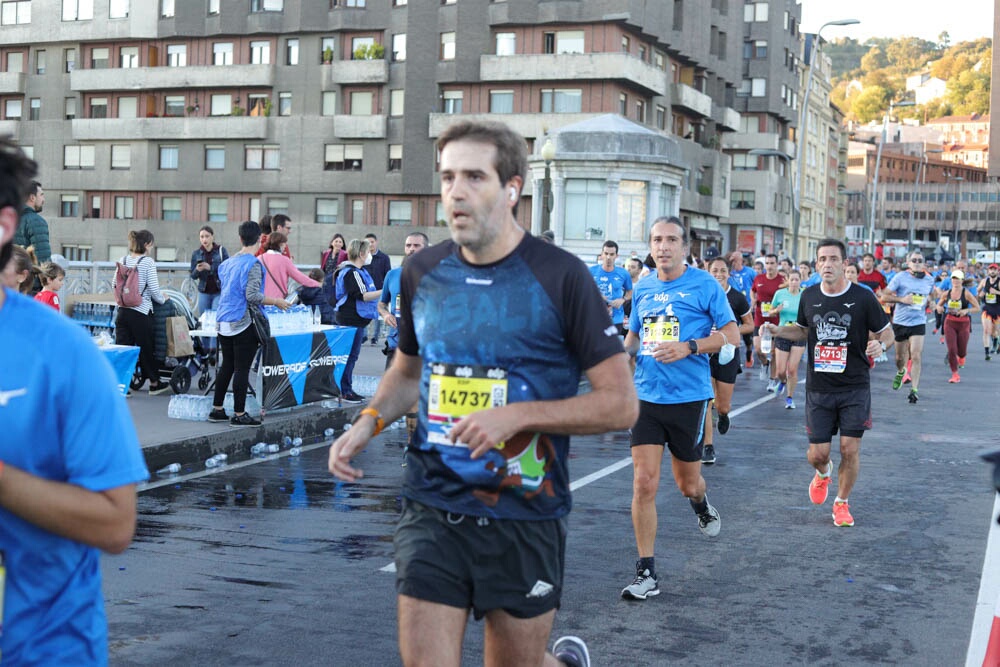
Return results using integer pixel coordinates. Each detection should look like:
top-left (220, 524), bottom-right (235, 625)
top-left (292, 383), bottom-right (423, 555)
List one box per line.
top-left (34, 203), bottom-right (43, 213)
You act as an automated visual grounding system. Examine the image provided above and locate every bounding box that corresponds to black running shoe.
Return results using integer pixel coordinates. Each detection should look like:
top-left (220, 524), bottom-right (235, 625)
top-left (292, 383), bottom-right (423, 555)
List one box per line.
top-left (230, 413), bottom-right (261, 427)
top-left (340, 391), bottom-right (365, 404)
top-left (717, 413), bottom-right (730, 434)
top-left (908, 389), bottom-right (918, 404)
top-left (207, 409), bottom-right (228, 423)
top-left (702, 444), bottom-right (716, 465)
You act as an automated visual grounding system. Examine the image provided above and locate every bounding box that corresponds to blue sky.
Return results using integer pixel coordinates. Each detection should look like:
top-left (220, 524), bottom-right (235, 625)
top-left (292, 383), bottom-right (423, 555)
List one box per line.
top-left (800, 0), bottom-right (993, 44)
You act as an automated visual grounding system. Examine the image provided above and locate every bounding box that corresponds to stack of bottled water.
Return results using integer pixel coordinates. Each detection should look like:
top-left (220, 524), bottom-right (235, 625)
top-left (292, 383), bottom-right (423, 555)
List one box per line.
top-left (198, 310), bottom-right (217, 332)
top-left (353, 375), bottom-right (381, 397)
top-left (167, 393), bottom-right (261, 421)
top-left (264, 304), bottom-right (314, 334)
top-left (74, 302), bottom-right (117, 338)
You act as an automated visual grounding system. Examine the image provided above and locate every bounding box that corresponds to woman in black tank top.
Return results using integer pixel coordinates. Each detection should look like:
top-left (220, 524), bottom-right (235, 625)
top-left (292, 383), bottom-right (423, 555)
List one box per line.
top-left (978, 266), bottom-right (1000, 359)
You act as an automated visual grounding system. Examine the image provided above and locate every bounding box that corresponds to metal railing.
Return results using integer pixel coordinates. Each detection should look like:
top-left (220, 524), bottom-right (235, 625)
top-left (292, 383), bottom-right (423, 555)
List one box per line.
top-left (65, 261), bottom-right (199, 308)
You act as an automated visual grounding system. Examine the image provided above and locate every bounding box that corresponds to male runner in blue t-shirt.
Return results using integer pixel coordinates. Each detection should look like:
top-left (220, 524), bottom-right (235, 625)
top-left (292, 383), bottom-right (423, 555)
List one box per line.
top-left (0, 138), bottom-right (149, 664)
top-left (728, 251), bottom-right (757, 365)
top-left (882, 252), bottom-right (935, 404)
top-left (329, 120), bottom-right (637, 667)
top-left (620, 217), bottom-right (740, 601)
top-left (589, 240), bottom-right (633, 336)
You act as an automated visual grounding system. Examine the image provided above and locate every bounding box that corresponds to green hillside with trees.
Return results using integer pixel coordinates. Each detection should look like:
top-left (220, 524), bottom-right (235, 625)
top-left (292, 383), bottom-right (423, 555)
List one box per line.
top-left (824, 33), bottom-right (991, 123)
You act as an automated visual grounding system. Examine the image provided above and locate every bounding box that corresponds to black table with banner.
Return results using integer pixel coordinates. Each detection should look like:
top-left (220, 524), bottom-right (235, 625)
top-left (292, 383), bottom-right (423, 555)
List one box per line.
top-left (258, 325), bottom-right (356, 411)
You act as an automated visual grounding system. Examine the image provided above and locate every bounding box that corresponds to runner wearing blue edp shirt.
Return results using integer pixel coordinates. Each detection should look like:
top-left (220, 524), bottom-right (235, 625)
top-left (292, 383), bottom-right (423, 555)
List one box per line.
top-left (620, 217), bottom-right (739, 601)
top-left (328, 120), bottom-right (636, 667)
top-left (0, 138), bottom-right (148, 666)
top-left (589, 240), bottom-right (633, 335)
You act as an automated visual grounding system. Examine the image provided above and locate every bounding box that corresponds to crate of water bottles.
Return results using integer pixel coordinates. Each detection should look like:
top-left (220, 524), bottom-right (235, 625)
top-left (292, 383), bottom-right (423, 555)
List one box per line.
top-left (263, 304), bottom-right (323, 334)
top-left (168, 392), bottom-right (261, 421)
top-left (72, 301), bottom-right (117, 338)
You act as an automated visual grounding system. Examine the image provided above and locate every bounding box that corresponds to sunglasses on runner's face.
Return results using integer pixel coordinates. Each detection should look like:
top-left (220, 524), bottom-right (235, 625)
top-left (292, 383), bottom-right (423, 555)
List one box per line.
top-left (909, 257), bottom-right (924, 264)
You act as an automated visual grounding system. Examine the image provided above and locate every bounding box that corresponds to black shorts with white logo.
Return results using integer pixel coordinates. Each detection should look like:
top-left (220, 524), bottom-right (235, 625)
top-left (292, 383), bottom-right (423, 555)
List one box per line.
top-left (394, 498), bottom-right (566, 620)
top-left (804, 387), bottom-right (872, 444)
top-left (630, 399), bottom-right (709, 462)
top-left (892, 323), bottom-right (926, 341)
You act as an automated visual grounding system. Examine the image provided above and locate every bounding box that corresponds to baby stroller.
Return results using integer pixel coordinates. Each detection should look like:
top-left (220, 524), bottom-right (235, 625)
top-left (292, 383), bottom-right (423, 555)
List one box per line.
top-left (130, 289), bottom-right (214, 394)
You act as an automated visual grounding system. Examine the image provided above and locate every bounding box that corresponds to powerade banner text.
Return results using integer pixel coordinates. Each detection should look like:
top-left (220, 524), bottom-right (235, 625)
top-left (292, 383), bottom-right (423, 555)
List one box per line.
top-left (260, 327), bottom-right (355, 410)
top-left (101, 344), bottom-right (140, 396)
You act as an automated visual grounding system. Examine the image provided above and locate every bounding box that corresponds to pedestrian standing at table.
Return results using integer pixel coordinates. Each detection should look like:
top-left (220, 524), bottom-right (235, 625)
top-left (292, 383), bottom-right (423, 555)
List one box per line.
top-left (209, 220), bottom-right (290, 427)
top-left (0, 136), bottom-right (149, 665)
top-left (189, 225), bottom-right (229, 316)
top-left (258, 232), bottom-right (319, 300)
top-left (113, 229), bottom-right (170, 395)
top-left (333, 238), bottom-right (382, 403)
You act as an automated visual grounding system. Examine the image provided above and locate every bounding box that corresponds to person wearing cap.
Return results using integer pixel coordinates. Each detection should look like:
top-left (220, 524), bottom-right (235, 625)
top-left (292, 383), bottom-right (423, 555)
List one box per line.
top-left (978, 263), bottom-right (1000, 360)
top-left (882, 252), bottom-right (935, 404)
top-left (936, 269), bottom-right (981, 382)
top-left (539, 229), bottom-right (555, 244)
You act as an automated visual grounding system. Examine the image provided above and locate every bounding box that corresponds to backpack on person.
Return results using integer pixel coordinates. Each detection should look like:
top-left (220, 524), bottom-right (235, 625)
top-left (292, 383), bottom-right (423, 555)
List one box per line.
top-left (113, 256), bottom-right (147, 307)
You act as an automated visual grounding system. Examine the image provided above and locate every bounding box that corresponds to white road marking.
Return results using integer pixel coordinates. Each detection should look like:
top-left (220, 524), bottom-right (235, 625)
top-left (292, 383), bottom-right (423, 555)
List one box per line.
top-left (966, 492), bottom-right (1000, 665)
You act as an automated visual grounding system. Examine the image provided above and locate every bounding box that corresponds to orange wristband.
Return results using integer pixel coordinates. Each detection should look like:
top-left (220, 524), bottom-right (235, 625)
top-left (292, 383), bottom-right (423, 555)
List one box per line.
top-left (357, 407), bottom-right (384, 436)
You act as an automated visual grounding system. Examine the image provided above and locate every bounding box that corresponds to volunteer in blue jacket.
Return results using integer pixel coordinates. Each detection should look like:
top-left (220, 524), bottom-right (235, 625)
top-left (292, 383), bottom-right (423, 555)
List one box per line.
top-left (621, 217), bottom-right (739, 601)
top-left (334, 238), bottom-right (382, 403)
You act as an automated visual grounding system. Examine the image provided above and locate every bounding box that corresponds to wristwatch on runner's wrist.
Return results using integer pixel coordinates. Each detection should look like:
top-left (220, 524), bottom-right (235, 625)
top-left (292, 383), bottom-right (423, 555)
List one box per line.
top-left (688, 340), bottom-right (699, 354)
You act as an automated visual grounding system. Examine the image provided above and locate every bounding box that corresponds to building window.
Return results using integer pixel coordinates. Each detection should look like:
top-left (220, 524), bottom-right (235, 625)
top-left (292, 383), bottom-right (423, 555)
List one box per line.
top-left (442, 90), bottom-right (463, 114)
top-left (118, 96), bottom-right (137, 118)
top-left (618, 93), bottom-right (627, 115)
top-left (324, 144), bottom-right (362, 171)
top-left (114, 196), bottom-right (134, 219)
top-left (388, 200), bottom-right (411, 225)
top-left (213, 42), bottom-right (233, 66)
top-left (495, 32), bottom-right (515, 56)
top-left (732, 154), bottom-right (756, 171)
top-left (656, 105), bottom-right (666, 130)
top-left (278, 92), bottom-right (291, 116)
top-left (730, 190), bottom-right (755, 209)
top-left (90, 47), bottom-right (109, 69)
top-left (159, 145), bottom-right (179, 169)
top-left (166, 44), bottom-right (186, 67)
top-left (60, 195), bottom-right (80, 217)
top-left (109, 0), bottom-right (128, 18)
top-left (440, 32), bottom-right (455, 60)
top-left (1, 0), bottom-right (31, 25)
top-left (207, 197), bottom-right (227, 222)
top-left (118, 46), bottom-right (138, 68)
top-left (161, 197), bottom-right (181, 221)
top-left (751, 78), bottom-right (766, 97)
top-left (89, 97), bottom-right (107, 119)
top-left (210, 94), bottom-right (232, 116)
top-left (618, 180), bottom-right (647, 242)
top-left (247, 93), bottom-right (268, 116)
top-left (621, 35), bottom-right (630, 53)
top-left (489, 90), bottom-right (513, 114)
top-left (65, 146), bottom-right (96, 170)
top-left (321, 92), bottom-right (336, 116)
top-left (540, 88), bottom-right (582, 113)
top-left (321, 37), bottom-right (335, 64)
top-left (205, 145), bottom-right (225, 169)
top-left (28, 97), bottom-right (39, 120)
top-left (35, 50), bottom-right (45, 74)
top-left (564, 179), bottom-right (606, 240)
top-left (352, 200), bottom-right (364, 225)
top-left (64, 97), bottom-right (76, 119)
top-left (63, 49), bottom-right (75, 72)
top-left (111, 144), bottom-right (130, 169)
top-left (392, 33), bottom-right (406, 62)
top-left (743, 2), bottom-right (767, 22)
top-left (392, 0), bottom-right (406, 5)
top-left (245, 144), bottom-right (280, 170)
top-left (4, 99), bottom-right (21, 119)
top-left (250, 41), bottom-right (271, 65)
top-left (753, 40), bottom-right (767, 58)
top-left (351, 37), bottom-right (374, 59)
top-left (389, 89), bottom-right (404, 116)
top-left (554, 30), bottom-right (584, 54)
top-left (208, 0), bottom-right (218, 13)
top-left (63, 244), bottom-right (92, 260)
top-left (62, 0), bottom-right (93, 21)
top-left (164, 95), bottom-right (185, 117)
top-left (332, 0), bottom-right (365, 6)
top-left (388, 144), bottom-right (402, 171)
top-left (161, 0), bottom-right (174, 17)
top-left (285, 38), bottom-right (299, 65)
top-left (635, 100), bottom-right (645, 123)
top-left (316, 199), bottom-right (339, 224)
top-left (267, 198), bottom-right (288, 216)
top-left (349, 91), bottom-right (372, 116)
top-left (250, 0), bottom-right (282, 11)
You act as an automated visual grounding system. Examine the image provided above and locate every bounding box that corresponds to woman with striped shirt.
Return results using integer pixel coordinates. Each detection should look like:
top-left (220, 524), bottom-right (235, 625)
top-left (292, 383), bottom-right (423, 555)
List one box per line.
top-left (114, 229), bottom-right (169, 394)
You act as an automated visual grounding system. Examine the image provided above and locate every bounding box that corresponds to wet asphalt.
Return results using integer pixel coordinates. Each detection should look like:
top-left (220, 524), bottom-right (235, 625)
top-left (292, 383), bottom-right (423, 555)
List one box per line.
top-left (104, 337), bottom-right (1000, 666)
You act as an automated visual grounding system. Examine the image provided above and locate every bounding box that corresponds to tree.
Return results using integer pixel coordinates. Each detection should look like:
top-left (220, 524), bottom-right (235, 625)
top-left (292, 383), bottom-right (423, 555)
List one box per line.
top-left (947, 69), bottom-right (991, 116)
top-left (860, 45), bottom-right (889, 73)
top-left (938, 31), bottom-right (951, 51)
top-left (852, 85), bottom-right (890, 123)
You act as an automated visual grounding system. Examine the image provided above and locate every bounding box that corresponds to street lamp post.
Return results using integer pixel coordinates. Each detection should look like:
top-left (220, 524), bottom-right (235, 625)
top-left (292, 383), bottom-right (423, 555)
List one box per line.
top-left (795, 18), bottom-right (860, 262)
top-left (907, 148), bottom-right (942, 253)
top-left (540, 138), bottom-right (556, 234)
top-left (869, 99), bottom-right (916, 255)
top-left (948, 175), bottom-right (964, 259)
top-left (749, 148), bottom-right (794, 256)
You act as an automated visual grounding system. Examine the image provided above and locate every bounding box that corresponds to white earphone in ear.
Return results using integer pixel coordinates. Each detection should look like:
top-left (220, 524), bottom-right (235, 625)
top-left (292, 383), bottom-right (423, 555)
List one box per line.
top-left (509, 189), bottom-right (517, 202)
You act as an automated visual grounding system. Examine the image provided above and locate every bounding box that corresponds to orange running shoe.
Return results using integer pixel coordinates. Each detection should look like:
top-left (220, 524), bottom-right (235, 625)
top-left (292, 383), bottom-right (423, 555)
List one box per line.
top-left (948, 372), bottom-right (961, 383)
top-left (809, 464), bottom-right (832, 504)
top-left (958, 357), bottom-right (966, 369)
top-left (832, 501), bottom-right (854, 527)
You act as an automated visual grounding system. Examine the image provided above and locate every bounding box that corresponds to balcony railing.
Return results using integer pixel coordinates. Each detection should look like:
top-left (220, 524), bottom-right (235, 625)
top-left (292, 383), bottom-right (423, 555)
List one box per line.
top-left (479, 54), bottom-right (667, 96)
top-left (670, 83), bottom-right (712, 119)
top-left (70, 64), bottom-right (276, 92)
top-left (0, 72), bottom-right (26, 95)
top-left (322, 60), bottom-right (388, 89)
top-left (71, 117), bottom-right (270, 141)
top-left (64, 261), bottom-right (198, 308)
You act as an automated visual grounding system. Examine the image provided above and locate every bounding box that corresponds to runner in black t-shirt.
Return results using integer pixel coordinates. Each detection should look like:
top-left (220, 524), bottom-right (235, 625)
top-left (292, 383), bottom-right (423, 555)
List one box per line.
top-left (765, 239), bottom-right (892, 529)
top-left (328, 119), bottom-right (636, 667)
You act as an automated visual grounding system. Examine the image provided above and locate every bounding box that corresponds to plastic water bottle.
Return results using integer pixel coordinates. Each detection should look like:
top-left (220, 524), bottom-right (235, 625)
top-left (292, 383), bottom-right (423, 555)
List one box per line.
top-left (312, 306), bottom-right (321, 328)
top-left (251, 443), bottom-right (267, 456)
top-left (205, 455), bottom-right (224, 468)
top-left (292, 437), bottom-right (302, 447)
top-left (282, 435), bottom-right (293, 447)
top-left (324, 428), bottom-right (335, 437)
top-left (214, 453), bottom-right (228, 463)
top-left (267, 444), bottom-right (280, 454)
top-left (760, 326), bottom-right (773, 354)
top-left (289, 446), bottom-right (301, 457)
top-left (156, 463), bottom-right (181, 475)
